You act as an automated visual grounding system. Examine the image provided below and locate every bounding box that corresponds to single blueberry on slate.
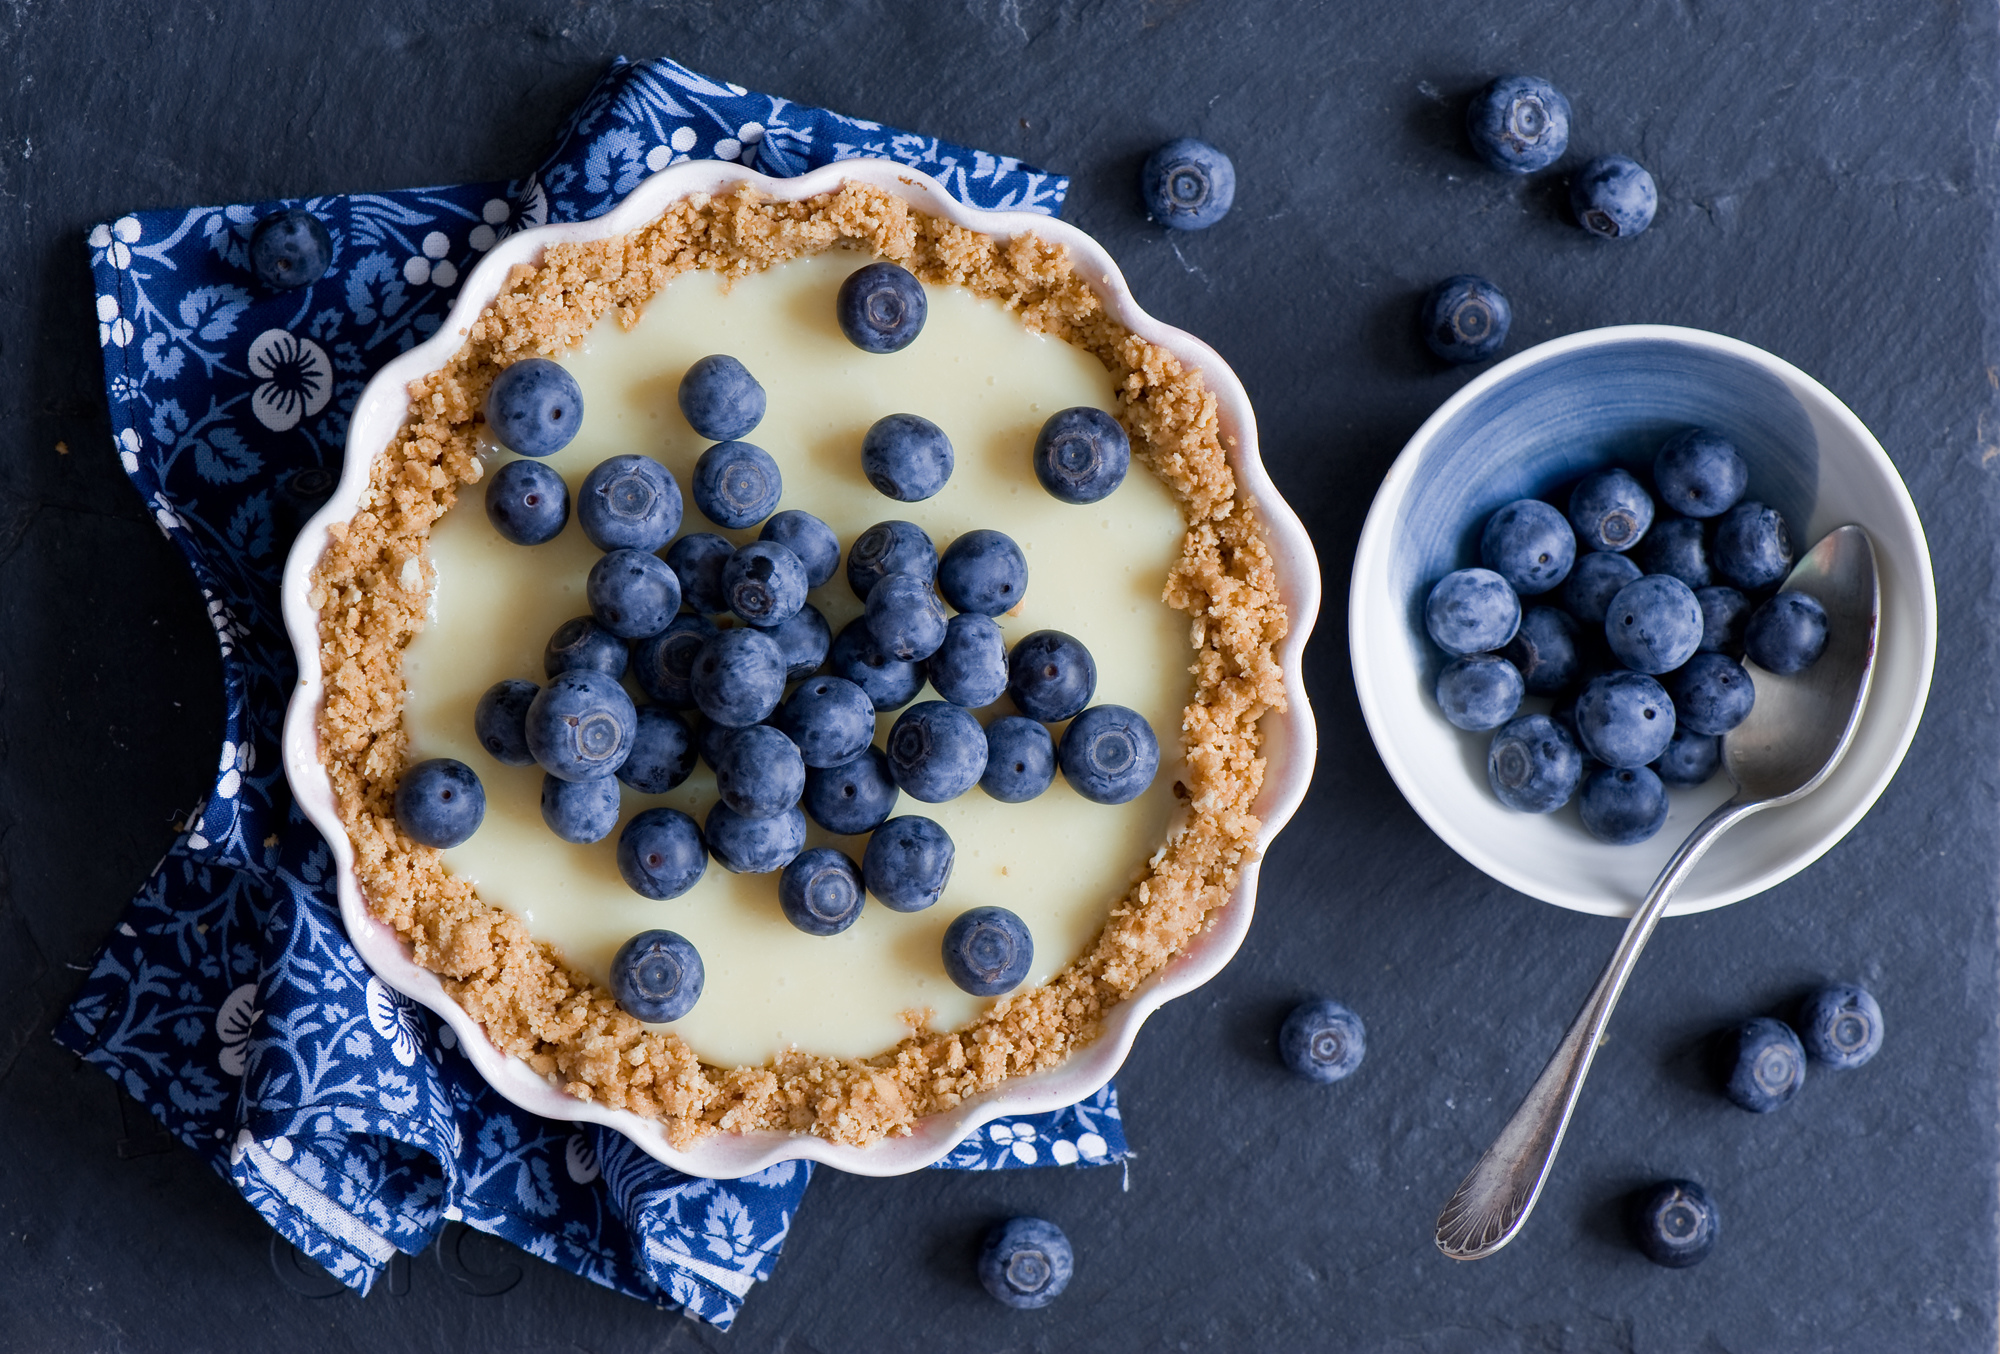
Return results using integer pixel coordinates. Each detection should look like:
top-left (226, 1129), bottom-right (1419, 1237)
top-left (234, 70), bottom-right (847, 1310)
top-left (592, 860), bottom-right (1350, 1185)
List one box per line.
top-left (927, 613), bottom-right (1009, 707)
top-left (1670, 653), bottom-right (1756, 736)
top-left (1604, 574), bottom-right (1704, 674)
top-left (1574, 671), bottom-right (1676, 768)
top-left (943, 906), bottom-right (1035, 995)
top-left (587, 548), bottom-right (682, 639)
top-left (1033, 407), bottom-right (1130, 505)
top-left (1465, 75), bottom-right (1571, 173)
top-left (1140, 137), bottom-right (1236, 230)
top-left (691, 440), bottom-right (782, 530)
top-left (249, 208), bottom-right (335, 289)
top-left (690, 627), bottom-right (788, 728)
top-left (1725, 1017), bottom-right (1806, 1112)
top-left (631, 614), bottom-right (716, 708)
top-left (837, 261), bottom-right (927, 353)
top-left (1744, 592), bottom-right (1828, 674)
top-left (778, 847), bottom-right (867, 937)
top-left (540, 772), bottom-right (621, 845)
top-left (1571, 154), bottom-right (1658, 239)
top-left (1278, 999), bottom-right (1367, 1083)
top-left (981, 716), bottom-right (1056, 803)
top-left (1424, 568), bottom-right (1521, 655)
top-left (704, 802), bottom-right (807, 874)
top-left (886, 701), bottom-right (988, 802)
top-left (578, 454), bottom-right (682, 552)
top-left (1579, 765), bottom-right (1670, 845)
top-left (847, 519), bottom-right (938, 600)
top-left (1654, 428), bottom-right (1748, 518)
top-left (484, 459), bottom-right (570, 545)
top-left (714, 724), bottom-right (806, 820)
top-left (1434, 654), bottom-right (1526, 732)
top-left (544, 615), bottom-right (629, 681)
top-left (861, 413), bottom-right (954, 502)
top-left (610, 930), bottom-right (703, 1022)
top-left (1713, 502), bottom-right (1795, 591)
top-left (1796, 984), bottom-right (1883, 1070)
top-left (1007, 629), bottom-right (1098, 722)
top-left (1652, 727), bottom-right (1721, 787)
top-left (767, 601), bottom-right (831, 681)
top-left (665, 532), bottom-right (735, 614)
top-left (1637, 516), bottom-right (1713, 588)
top-left (777, 676), bottom-right (877, 769)
top-left (829, 617), bottom-right (926, 712)
top-left (1481, 499), bottom-right (1575, 595)
top-left (866, 571), bottom-right (949, 661)
top-left (1499, 606), bottom-right (1579, 695)
top-left (486, 358), bottom-right (585, 458)
top-left (863, 815), bottom-right (955, 911)
top-left (1634, 1180), bottom-right (1719, 1269)
top-left (473, 679), bottom-right (538, 766)
top-left (760, 509), bottom-right (841, 589)
top-left (616, 706), bottom-right (697, 794)
top-left (677, 354), bottom-right (766, 442)
top-left (804, 746), bottom-right (900, 835)
top-left (722, 539), bottom-right (808, 628)
top-left (1060, 705), bottom-right (1160, 805)
top-left (395, 758), bottom-right (485, 848)
top-left (525, 668), bottom-right (638, 781)
top-left (1420, 275), bottom-right (1511, 364)
top-left (616, 808), bottom-right (707, 900)
top-left (939, 528), bottom-right (1029, 616)
top-left (1567, 468), bottom-right (1655, 553)
top-left (1695, 585), bottom-right (1752, 655)
top-left (1487, 714), bottom-right (1584, 813)
top-left (1562, 552), bottom-right (1643, 626)
top-left (977, 1217), bottom-right (1075, 1310)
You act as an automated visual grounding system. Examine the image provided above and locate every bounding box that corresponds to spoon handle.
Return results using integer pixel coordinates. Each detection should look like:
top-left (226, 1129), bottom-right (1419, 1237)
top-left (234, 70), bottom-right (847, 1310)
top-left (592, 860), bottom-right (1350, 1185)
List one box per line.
top-left (1433, 795), bottom-right (1764, 1261)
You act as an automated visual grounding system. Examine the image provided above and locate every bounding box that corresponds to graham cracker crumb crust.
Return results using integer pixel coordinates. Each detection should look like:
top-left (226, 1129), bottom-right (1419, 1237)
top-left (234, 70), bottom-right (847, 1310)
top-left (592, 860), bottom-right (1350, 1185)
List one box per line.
top-left (311, 182), bottom-right (1288, 1148)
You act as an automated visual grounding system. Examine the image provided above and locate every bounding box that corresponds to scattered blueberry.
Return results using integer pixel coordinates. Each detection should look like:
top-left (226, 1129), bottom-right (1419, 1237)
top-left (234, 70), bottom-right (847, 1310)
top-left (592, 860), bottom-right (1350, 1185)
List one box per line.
top-left (1007, 629), bottom-right (1098, 722)
top-left (862, 413), bottom-right (954, 502)
top-left (486, 358), bottom-right (585, 458)
top-left (760, 510), bottom-right (841, 589)
top-left (249, 208), bottom-right (334, 290)
top-left (1567, 469), bottom-right (1654, 553)
top-left (846, 519), bottom-right (938, 601)
top-left (1434, 654), bottom-right (1526, 732)
top-left (981, 716), bottom-right (1056, 803)
top-left (691, 440), bottom-right (782, 530)
top-left (977, 1217), bottom-right (1074, 1310)
top-left (690, 628), bottom-right (787, 728)
top-left (1604, 574), bottom-right (1703, 674)
top-left (942, 905), bottom-right (1034, 995)
top-left (1499, 606), bottom-right (1579, 694)
top-left (886, 701), bottom-right (988, 802)
top-left (1743, 592), bottom-right (1828, 674)
top-left (610, 929), bottom-right (703, 1022)
top-left (866, 571), bottom-right (949, 661)
top-left (1140, 137), bottom-right (1236, 230)
top-left (778, 847), bottom-right (867, 937)
top-left (927, 613), bottom-right (1010, 707)
top-left (1652, 727), bottom-right (1721, 787)
top-left (525, 668), bottom-right (638, 781)
top-left (616, 808), bottom-right (707, 900)
top-left (631, 614), bottom-right (717, 708)
top-left (395, 758), bottom-right (486, 848)
top-left (587, 548), bottom-right (682, 639)
top-left (1424, 568), bottom-right (1521, 655)
top-left (1637, 516), bottom-right (1712, 589)
top-left (1633, 1180), bottom-right (1719, 1269)
top-left (1724, 1016), bottom-right (1806, 1112)
top-left (836, 261), bottom-right (928, 354)
top-left (1466, 75), bottom-right (1571, 173)
top-left (828, 617), bottom-right (926, 712)
top-left (1713, 502), bottom-right (1794, 592)
top-left (1796, 984), bottom-right (1883, 1070)
top-left (1562, 551), bottom-right (1643, 626)
top-left (1571, 154), bottom-right (1658, 240)
top-left (665, 532), bottom-right (735, 614)
top-left (1059, 705), bottom-right (1160, 805)
top-left (578, 455), bottom-right (682, 553)
top-left (722, 540), bottom-right (808, 628)
top-left (1486, 714), bottom-right (1584, 812)
top-left (704, 802), bottom-right (807, 874)
top-left (1695, 585), bottom-right (1751, 655)
top-left (777, 676), bottom-right (876, 769)
top-left (678, 354), bottom-right (766, 442)
top-left (1579, 765), bottom-right (1670, 845)
top-left (1277, 999), bottom-right (1367, 1083)
top-left (616, 706), bottom-right (698, 794)
top-left (1481, 499), bottom-right (1575, 595)
top-left (804, 746), bottom-right (900, 835)
top-left (938, 528), bottom-right (1029, 616)
top-left (766, 602), bottom-right (831, 680)
top-left (540, 771), bottom-right (621, 844)
top-left (473, 679), bottom-right (538, 766)
top-left (1420, 275), bottom-right (1511, 364)
top-left (1033, 407), bottom-right (1130, 505)
top-left (1574, 671), bottom-right (1676, 768)
top-left (1654, 429), bottom-right (1747, 519)
top-left (544, 615), bottom-right (629, 681)
top-left (1669, 653), bottom-right (1756, 736)
top-left (714, 724), bottom-right (806, 819)
top-left (484, 459), bottom-right (570, 545)
top-left (863, 816), bottom-right (955, 912)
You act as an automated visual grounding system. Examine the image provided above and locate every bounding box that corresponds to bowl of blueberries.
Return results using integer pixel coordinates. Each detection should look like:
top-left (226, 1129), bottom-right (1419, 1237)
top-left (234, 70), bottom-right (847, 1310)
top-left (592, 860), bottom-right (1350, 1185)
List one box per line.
top-left (1351, 325), bottom-right (1936, 916)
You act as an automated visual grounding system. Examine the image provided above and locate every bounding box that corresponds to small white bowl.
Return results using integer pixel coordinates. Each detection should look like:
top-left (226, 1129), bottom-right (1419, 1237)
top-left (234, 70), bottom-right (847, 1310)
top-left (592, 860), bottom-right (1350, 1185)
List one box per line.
top-left (280, 157), bottom-right (1321, 1179)
top-left (1350, 325), bottom-right (1935, 918)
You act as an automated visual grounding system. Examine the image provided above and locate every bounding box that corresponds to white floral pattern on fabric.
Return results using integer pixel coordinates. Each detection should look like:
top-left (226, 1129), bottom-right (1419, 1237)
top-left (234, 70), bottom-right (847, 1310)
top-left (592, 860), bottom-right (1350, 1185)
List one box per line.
top-left (247, 329), bottom-right (334, 431)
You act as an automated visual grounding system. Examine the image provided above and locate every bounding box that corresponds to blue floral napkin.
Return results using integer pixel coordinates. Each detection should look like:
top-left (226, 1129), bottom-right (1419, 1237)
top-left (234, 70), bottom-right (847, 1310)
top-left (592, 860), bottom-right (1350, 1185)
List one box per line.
top-left (54, 56), bottom-right (1122, 1330)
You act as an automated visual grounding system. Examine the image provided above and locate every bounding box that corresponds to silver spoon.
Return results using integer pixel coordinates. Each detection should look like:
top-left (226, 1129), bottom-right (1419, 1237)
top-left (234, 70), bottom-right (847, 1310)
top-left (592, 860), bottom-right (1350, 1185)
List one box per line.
top-left (1434, 523), bottom-right (1880, 1261)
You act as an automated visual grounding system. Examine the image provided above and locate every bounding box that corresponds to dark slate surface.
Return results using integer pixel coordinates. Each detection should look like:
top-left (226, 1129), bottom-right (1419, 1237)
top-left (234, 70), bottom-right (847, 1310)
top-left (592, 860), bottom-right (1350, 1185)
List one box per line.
top-left (4, 2), bottom-right (1997, 1349)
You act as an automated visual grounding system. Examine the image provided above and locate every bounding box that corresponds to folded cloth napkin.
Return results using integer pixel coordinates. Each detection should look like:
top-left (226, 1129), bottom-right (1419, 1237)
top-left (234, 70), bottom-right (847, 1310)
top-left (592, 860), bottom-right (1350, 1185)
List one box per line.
top-left (54, 56), bottom-right (1121, 1330)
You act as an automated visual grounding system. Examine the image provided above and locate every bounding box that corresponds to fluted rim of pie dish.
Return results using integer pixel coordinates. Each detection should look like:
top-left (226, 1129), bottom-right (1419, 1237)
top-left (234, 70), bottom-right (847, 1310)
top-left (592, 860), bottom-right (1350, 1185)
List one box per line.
top-left (280, 157), bottom-right (1321, 1179)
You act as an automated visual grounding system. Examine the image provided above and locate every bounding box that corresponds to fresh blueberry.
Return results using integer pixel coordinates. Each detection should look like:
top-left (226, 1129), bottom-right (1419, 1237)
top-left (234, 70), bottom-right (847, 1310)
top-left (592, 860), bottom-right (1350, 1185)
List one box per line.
top-left (837, 261), bottom-right (927, 353)
top-left (977, 1217), bottom-right (1074, 1310)
top-left (677, 354), bottom-right (766, 442)
top-left (1140, 137), bottom-right (1236, 230)
top-left (395, 758), bottom-right (485, 848)
top-left (703, 802), bottom-right (806, 874)
top-left (525, 668), bottom-right (638, 781)
top-left (631, 614), bottom-right (716, 708)
top-left (698, 718), bottom-right (735, 774)
top-left (846, 519), bottom-right (938, 600)
top-left (1695, 585), bottom-right (1751, 655)
top-left (543, 615), bottom-right (628, 681)
top-left (616, 808), bottom-right (707, 900)
top-left (587, 548), bottom-right (682, 639)
top-left (1466, 75), bottom-right (1571, 173)
top-left (863, 816), bottom-right (954, 911)
top-left (1486, 714), bottom-right (1584, 812)
top-left (829, 617), bottom-right (926, 712)
top-left (1669, 653), bottom-right (1756, 736)
top-left (861, 413), bottom-right (954, 501)
top-left (1434, 654), bottom-right (1526, 732)
top-left (1604, 574), bottom-right (1703, 674)
top-left (722, 540), bottom-right (807, 628)
top-left (248, 208), bottom-right (334, 290)
top-left (1579, 765), bottom-right (1670, 845)
top-left (939, 529), bottom-right (1029, 616)
top-left (981, 716), bottom-right (1056, 803)
top-left (665, 532), bottom-right (735, 614)
top-left (473, 679), bottom-right (538, 766)
top-left (866, 572), bottom-right (949, 662)
top-left (760, 510), bottom-right (841, 589)
top-left (616, 706), bottom-right (698, 794)
top-left (1059, 705), bottom-right (1160, 805)
top-left (1420, 275), bottom-right (1511, 364)
top-left (1713, 502), bottom-right (1794, 591)
top-left (1724, 1016), bottom-right (1806, 1112)
top-left (578, 455), bottom-right (682, 553)
top-left (804, 746), bottom-right (900, 835)
top-left (1481, 499), bottom-right (1575, 595)
top-left (886, 701), bottom-right (988, 802)
top-left (1654, 429), bottom-right (1747, 518)
top-left (540, 771), bottom-right (621, 844)
top-left (486, 358), bottom-right (585, 458)
top-left (609, 929), bottom-right (703, 1022)
top-left (1033, 407), bottom-right (1130, 505)
top-left (1637, 516), bottom-right (1712, 588)
top-left (927, 613), bottom-right (1009, 707)
top-left (690, 441), bottom-right (781, 530)
top-left (1574, 671), bottom-right (1675, 768)
top-left (777, 676), bottom-right (876, 769)
top-left (1277, 999), bottom-right (1366, 1083)
top-left (1652, 727), bottom-right (1721, 787)
top-left (1743, 592), bottom-right (1828, 674)
top-left (767, 602), bottom-right (831, 680)
top-left (1633, 1180), bottom-right (1719, 1269)
top-left (942, 906), bottom-right (1034, 995)
top-left (1424, 568), bottom-right (1521, 655)
top-left (1796, 984), bottom-right (1883, 1070)
top-left (714, 724), bottom-right (806, 819)
top-left (1561, 552), bottom-right (1643, 626)
top-left (484, 459), bottom-right (570, 545)
top-left (1498, 607), bottom-right (1579, 695)
top-left (1571, 155), bottom-right (1658, 239)
top-left (690, 628), bottom-right (787, 728)
top-left (1567, 469), bottom-right (1655, 553)
top-left (1007, 630), bottom-right (1097, 722)
top-left (778, 847), bottom-right (867, 937)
